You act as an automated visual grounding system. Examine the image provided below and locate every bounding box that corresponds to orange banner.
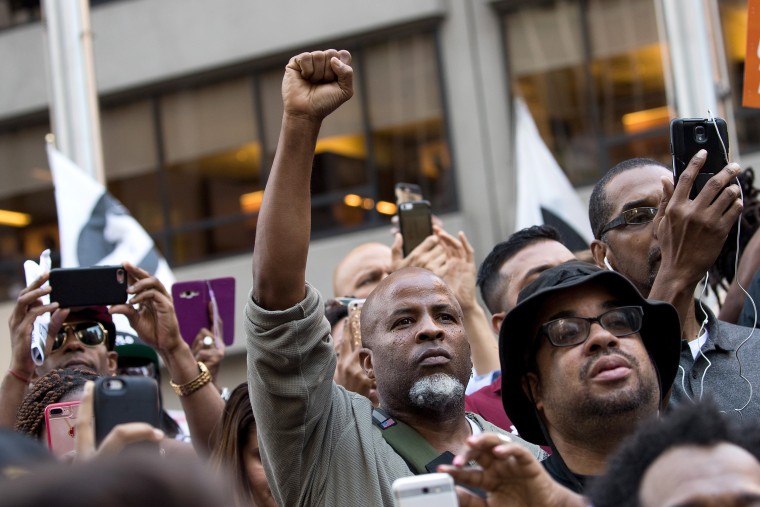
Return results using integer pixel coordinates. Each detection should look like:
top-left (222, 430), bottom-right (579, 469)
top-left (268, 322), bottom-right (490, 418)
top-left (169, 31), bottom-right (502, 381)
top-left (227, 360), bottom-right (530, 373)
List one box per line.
top-left (744, 0), bottom-right (760, 108)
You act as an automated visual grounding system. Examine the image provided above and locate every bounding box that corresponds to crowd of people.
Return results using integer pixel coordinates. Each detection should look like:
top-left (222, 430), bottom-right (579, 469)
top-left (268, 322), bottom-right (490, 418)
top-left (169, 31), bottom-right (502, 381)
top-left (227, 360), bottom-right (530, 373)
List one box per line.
top-left (2, 48), bottom-right (760, 506)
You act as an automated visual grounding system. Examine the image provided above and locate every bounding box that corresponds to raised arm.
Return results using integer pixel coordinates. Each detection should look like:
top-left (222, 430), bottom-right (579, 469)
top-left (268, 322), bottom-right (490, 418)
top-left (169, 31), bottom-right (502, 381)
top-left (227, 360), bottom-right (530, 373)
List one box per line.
top-left (110, 262), bottom-right (223, 456)
top-left (252, 49), bottom-right (353, 310)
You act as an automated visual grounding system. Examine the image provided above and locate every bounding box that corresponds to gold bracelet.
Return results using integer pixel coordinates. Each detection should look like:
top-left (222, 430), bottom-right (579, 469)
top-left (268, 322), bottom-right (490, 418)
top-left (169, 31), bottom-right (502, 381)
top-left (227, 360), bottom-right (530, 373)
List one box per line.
top-left (170, 361), bottom-right (212, 397)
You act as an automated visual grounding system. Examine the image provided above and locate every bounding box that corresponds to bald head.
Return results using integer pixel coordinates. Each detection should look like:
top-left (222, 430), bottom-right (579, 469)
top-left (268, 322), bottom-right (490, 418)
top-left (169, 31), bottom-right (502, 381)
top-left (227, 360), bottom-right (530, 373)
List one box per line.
top-left (332, 242), bottom-right (392, 298)
top-left (360, 267), bottom-right (463, 348)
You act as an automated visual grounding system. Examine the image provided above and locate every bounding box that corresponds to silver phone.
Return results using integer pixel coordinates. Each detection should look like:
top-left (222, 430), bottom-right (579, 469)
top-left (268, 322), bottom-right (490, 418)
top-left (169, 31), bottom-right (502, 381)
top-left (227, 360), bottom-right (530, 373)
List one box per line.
top-left (392, 473), bottom-right (458, 507)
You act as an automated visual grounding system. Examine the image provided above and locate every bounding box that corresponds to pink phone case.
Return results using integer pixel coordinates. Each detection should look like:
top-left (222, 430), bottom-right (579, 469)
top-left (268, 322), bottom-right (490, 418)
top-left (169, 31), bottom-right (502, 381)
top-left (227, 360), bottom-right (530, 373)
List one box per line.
top-left (45, 401), bottom-right (80, 458)
top-left (172, 277), bottom-right (236, 346)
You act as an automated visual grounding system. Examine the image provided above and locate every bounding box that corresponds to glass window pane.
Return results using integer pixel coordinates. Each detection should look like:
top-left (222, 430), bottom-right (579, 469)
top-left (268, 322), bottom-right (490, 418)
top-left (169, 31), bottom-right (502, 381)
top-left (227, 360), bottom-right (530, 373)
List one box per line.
top-left (364, 34), bottom-right (454, 212)
top-left (0, 122), bottom-right (57, 301)
top-left (505, 0), bottom-right (668, 185)
top-left (159, 77), bottom-right (263, 249)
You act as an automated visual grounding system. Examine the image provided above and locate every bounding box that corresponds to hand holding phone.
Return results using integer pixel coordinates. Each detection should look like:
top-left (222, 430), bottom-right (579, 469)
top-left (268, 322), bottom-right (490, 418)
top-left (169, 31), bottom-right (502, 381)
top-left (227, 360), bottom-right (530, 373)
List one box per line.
top-left (670, 117), bottom-right (730, 199)
top-left (392, 473), bottom-right (458, 507)
top-left (172, 277), bottom-right (235, 347)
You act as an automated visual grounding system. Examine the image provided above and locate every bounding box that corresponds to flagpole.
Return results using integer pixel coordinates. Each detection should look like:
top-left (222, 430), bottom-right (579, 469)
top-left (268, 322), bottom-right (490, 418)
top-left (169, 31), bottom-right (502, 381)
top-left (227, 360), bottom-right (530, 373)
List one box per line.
top-left (42, 0), bottom-right (105, 185)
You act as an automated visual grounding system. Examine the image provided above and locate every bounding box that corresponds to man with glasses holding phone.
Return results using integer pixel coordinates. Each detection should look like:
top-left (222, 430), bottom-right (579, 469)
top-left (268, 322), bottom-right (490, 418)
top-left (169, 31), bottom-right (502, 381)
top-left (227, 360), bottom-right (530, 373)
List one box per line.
top-left (588, 155), bottom-right (760, 420)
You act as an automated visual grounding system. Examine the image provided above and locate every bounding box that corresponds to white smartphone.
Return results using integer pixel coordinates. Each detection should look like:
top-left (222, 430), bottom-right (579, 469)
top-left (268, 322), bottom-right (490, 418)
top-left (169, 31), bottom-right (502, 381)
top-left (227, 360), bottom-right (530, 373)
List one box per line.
top-left (392, 473), bottom-right (459, 507)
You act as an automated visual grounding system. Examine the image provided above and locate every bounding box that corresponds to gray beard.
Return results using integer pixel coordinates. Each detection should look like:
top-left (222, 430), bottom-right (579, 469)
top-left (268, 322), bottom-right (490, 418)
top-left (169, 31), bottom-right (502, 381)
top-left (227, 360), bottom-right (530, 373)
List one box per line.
top-left (408, 373), bottom-right (465, 411)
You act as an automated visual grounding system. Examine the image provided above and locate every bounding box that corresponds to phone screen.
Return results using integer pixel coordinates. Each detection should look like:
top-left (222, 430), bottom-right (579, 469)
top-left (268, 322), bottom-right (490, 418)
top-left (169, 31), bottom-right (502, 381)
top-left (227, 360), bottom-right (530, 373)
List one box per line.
top-left (398, 201), bottom-right (433, 257)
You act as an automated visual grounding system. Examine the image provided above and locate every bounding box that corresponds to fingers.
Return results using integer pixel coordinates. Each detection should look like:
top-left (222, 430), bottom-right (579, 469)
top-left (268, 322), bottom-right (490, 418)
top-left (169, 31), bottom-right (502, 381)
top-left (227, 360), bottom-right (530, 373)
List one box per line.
top-left (74, 381), bottom-right (96, 461)
top-left (331, 52), bottom-right (353, 95)
top-left (124, 263), bottom-right (170, 297)
top-left (390, 233), bottom-right (404, 267)
top-left (290, 49), bottom-right (350, 84)
top-left (191, 327), bottom-right (214, 354)
top-left (460, 231), bottom-right (474, 262)
top-left (672, 149), bottom-right (705, 201)
top-left (694, 162), bottom-right (741, 207)
top-left (12, 275), bottom-right (52, 322)
top-left (97, 423), bottom-right (164, 457)
top-left (652, 176), bottom-right (674, 240)
top-left (452, 433), bottom-right (510, 467)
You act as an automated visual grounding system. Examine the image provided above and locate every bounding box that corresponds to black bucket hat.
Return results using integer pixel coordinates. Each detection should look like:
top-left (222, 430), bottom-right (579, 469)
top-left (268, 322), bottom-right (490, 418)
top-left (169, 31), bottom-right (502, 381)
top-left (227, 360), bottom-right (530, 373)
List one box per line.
top-left (499, 261), bottom-right (681, 445)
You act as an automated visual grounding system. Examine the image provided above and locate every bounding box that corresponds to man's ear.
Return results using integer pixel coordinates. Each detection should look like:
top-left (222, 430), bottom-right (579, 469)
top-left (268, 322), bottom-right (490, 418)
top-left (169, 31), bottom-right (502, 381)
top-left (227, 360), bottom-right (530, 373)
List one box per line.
top-left (107, 351), bottom-right (119, 375)
top-left (523, 373), bottom-right (543, 411)
top-left (491, 311), bottom-right (506, 335)
top-left (359, 348), bottom-right (375, 379)
top-left (590, 239), bottom-right (609, 269)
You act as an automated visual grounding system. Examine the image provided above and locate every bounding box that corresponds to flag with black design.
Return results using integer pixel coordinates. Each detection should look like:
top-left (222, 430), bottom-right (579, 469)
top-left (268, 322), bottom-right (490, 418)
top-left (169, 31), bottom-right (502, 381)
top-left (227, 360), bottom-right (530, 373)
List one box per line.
top-left (514, 98), bottom-right (593, 251)
top-left (46, 143), bottom-right (175, 339)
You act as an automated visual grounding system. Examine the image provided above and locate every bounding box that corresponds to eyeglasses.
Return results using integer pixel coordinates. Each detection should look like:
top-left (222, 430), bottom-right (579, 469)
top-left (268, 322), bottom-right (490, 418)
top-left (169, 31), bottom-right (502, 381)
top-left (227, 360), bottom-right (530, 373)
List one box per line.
top-left (539, 306), bottom-right (644, 347)
top-left (51, 321), bottom-right (109, 353)
top-left (600, 207), bottom-right (658, 236)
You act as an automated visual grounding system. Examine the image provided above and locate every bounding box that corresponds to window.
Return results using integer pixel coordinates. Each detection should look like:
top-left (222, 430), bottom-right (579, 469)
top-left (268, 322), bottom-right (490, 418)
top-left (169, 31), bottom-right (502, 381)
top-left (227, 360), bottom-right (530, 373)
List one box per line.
top-left (502, 0), bottom-right (670, 185)
top-left (0, 28), bottom-right (455, 299)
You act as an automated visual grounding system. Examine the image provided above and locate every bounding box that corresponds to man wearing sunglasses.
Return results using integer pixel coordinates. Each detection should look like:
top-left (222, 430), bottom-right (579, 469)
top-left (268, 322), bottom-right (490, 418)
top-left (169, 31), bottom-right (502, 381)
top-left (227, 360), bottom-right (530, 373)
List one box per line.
top-left (449, 260), bottom-right (681, 502)
top-left (587, 154), bottom-right (760, 420)
top-left (1, 299), bottom-right (118, 428)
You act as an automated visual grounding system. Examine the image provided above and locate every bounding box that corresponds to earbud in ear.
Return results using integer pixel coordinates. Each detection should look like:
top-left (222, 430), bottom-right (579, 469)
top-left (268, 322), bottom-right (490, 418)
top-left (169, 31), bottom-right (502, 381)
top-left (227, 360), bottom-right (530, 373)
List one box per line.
top-left (604, 256), bottom-right (614, 271)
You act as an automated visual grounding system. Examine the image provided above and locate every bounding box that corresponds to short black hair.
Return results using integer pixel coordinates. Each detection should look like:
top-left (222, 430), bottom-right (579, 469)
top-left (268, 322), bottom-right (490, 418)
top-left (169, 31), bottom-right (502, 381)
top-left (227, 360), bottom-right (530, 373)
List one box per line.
top-left (589, 158), bottom-right (669, 240)
top-left (477, 225), bottom-right (561, 314)
top-left (586, 399), bottom-right (760, 507)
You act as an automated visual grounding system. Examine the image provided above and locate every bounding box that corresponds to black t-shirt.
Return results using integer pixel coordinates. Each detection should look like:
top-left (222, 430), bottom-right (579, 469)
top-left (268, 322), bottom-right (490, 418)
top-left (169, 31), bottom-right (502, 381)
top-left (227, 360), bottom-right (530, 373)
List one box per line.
top-left (542, 452), bottom-right (592, 494)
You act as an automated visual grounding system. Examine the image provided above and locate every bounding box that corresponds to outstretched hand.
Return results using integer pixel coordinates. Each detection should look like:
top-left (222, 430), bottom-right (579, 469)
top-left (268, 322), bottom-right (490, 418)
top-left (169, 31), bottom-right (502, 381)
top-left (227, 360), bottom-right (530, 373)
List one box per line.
top-left (283, 49), bottom-right (353, 122)
top-left (438, 433), bottom-right (585, 507)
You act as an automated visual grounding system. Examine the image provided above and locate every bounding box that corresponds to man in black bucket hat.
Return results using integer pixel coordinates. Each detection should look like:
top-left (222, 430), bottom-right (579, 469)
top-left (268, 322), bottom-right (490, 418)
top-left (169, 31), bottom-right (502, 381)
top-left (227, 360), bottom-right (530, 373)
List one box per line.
top-left (499, 260), bottom-right (682, 494)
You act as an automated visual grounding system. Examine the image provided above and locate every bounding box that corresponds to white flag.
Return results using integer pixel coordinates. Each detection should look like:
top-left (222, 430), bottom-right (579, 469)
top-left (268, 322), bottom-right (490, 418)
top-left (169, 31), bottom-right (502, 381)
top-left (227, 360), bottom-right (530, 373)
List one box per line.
top-left (514, 98), bottom-right (593, 250)
top-left (47, 143), bottom-right (175, 337)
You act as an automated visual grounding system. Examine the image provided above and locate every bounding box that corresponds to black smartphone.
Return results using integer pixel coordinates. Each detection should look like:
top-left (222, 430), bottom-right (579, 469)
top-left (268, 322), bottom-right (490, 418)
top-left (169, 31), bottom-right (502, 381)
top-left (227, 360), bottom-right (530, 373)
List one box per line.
top-left (94, 376), bottom-right (160, 446)
top-left (49, 266), bottom-right (128, 308)
top-left (670, 117), bottom-right (729, 199)
top-left (398, 200), bottom-right (433, 257)
top-left (395, 182), bottom-right (423, 205)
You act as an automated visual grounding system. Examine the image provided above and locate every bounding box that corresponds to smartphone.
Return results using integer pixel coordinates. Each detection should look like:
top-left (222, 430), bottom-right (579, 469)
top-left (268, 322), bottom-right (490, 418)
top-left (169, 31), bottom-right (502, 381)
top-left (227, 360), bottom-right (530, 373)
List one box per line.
top-left (398, 201), bottom-right (433, 257)
top-left (49, 266), bottom-right (128, 308)
top-left (45, 401), bottom-right (80, 458)
top-left (395, 182), bottom-right (423, 205)
top-left (392, 473), bottom-right (458, 507)
top-left (93, 376), bottom-right (160, 447)
top-left (670, 117), bottom-right (730, 199)
top-left (346, 299), bottom-right (365, 350)
top-left (172, 277), bottom-right (236, 346)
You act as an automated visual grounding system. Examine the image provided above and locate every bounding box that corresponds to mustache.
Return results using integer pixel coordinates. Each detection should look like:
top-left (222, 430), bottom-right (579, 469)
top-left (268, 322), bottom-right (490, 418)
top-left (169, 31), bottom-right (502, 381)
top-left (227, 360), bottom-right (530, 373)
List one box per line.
top-left (579, 348), bottom-right (641, 381)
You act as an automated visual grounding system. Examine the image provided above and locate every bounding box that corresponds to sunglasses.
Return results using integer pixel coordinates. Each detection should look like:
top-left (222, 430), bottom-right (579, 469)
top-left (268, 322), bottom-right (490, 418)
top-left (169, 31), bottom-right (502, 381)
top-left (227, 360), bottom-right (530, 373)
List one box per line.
top-left (51, 321), bottom-right (109, 353)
